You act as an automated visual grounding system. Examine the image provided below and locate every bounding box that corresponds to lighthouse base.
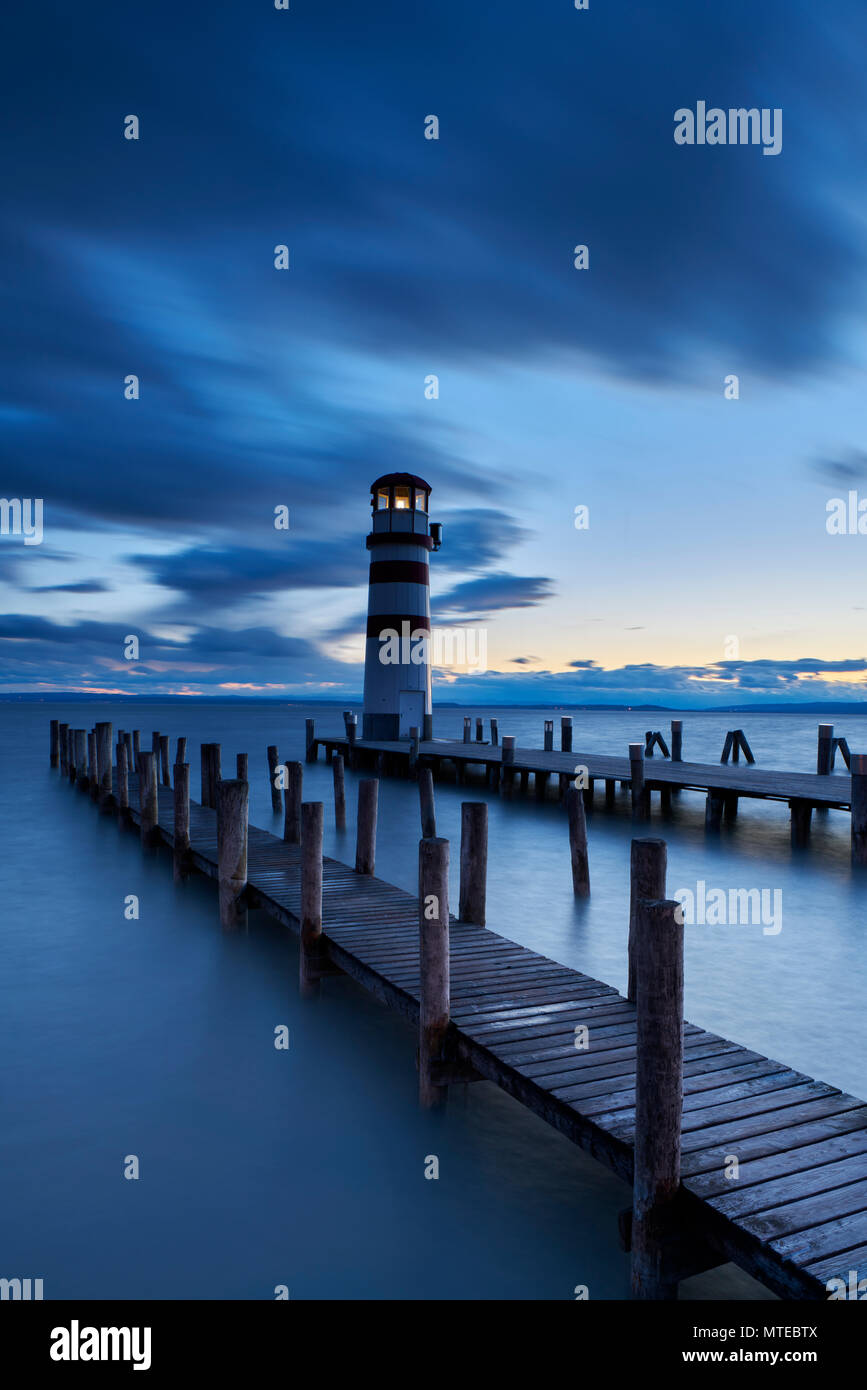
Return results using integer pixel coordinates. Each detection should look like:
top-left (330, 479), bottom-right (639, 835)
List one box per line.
top-left (363, 712), bottom-right (433, 741)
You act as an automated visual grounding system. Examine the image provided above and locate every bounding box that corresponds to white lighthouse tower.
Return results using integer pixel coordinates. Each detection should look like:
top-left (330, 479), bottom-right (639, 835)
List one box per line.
top-left (362, 473), bottom-right (441, 740)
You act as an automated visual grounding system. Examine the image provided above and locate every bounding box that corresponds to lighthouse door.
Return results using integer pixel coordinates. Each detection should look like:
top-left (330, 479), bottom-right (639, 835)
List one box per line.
top-left (398, 690), bottom-right (425, 740)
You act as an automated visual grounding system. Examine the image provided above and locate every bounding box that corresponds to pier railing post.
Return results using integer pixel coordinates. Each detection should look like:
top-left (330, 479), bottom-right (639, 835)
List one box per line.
top-left (475, 717), bottom-right (483, 743)
top-left (355, 779), bottom-right (379, 875)
top-left (419, 766), bottom-right (437, 838)
top-left (305, 719), bottom-right (316, 763)
top-left (267, 745), bottom-right (282, 813)
top-left (173, 762), bottom-right (191, 880)
top-left (544, 719), bottom-right (554, 752)
top-left (561, 716), bottom-right (573, 753)
top-left (418, 836), bottom-right (450, 1108)
top-left (566, 786), bottom-right (590, 898)
top-left (333, 753), bottom-right (346, 829)
top-left (283, 761), bottom-right (303, 844)
top-left (629, 743), bottom-right (648, 820)
top-left (628, 838), bottom-right (667, 1003)
top-left (671, 720), bottom-right (682, 763)
top-left (217, 778), bottom-right (248, 929)
top-left (851, 755), bottom-right (867, 867)
top-left (490, 718), bottom-right (498, 746)
top-left (459, 802), bottom-right (487, 925)
top-left (631, 896), bottom-right (684, 1300)
top-left (139, 750), bottom-right (159, 846)
top-left (300, 801), bottom-right (325, 998)
top-left (817, 723), bottom-right (834, 777)
top-left (50, 719), bottom-right (59, 768)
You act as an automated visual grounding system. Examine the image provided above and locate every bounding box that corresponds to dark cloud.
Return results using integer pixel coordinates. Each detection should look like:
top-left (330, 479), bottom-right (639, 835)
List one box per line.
top-left (435, 573), bottom-right (555, 618)
top-left (27, 581), bottom-right (111, 593)
top-left (812, 450), bottom-right (867, 487)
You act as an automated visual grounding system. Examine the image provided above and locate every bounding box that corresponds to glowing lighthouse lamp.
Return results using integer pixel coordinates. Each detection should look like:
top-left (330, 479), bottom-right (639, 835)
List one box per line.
top-left (362, 473), bottom-right (442, 740)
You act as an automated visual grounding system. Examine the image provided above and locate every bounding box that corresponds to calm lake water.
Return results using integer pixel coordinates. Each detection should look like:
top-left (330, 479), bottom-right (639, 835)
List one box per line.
top-left (3, 700), bottom-right (865, 1300)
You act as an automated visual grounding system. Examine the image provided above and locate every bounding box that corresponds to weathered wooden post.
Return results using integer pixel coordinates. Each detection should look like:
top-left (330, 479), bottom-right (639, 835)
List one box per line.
top-left (50, 719), bottom-right (59, 768)
top-left (217, 778), bottom-right (248, 929)
top-left (332, 753), bottom-right (346, 829)
top-left (419, 766), bottom-right (437, 838)
top-left (283, 761), bottom-right (303, 844)
top-left (605, 777), bottom-right (616, 808)
top-left (409, 726), bottom-right (420, 774)
top-left (117, 741), bottom-right (129, 818)
top-left (628, 838), bottom-right (667, 1003)
top-left (67, 729), bottom-right (76, 782)
top-left (200, 743), bottom-right (210, 806)
top-left (208, 744), bottom-right (222, 809)
top-left (817, 723), bottom-right (834, 777)
top-left (631, 897), bottom-right (684, 1300)
top-left (173, 762), bottom-right (191, 881)
top-left (851, 754), bottom-right (867, 867)
top-left (566, 786), bottom-right (590, 898)
top-left (459, 802), bottom-right (487, 924)
top-left (132, 730), bottom-right (141, 765)
top-left (346, 713), bottom-right (358, 769)
top-left (158, 735), bottom-right (170, 787)
top-left (671, 719), bottom-right (682, 763)
top-left (463, 716), bottom-right (471, 744)
top-left (561, 716), bottom-right (573, 752)
top-left (355, 779), bottom-right (379, 875)
top-left (95, 721), bottom-right (114, 808)
top-left (475, 717), bottom-right (483, 743)
top-left (790, 799), bottom-right (812, 849)
top-left (418, 836), bottom-right (450, 1108)
top-left (490, 718), bottom-right (498, 746)
top-left (305, 719), bottom-right (316, 763)
top-left (124, 730), bottom-right (133, 769)
top-left (74, 730), bottom-right (87, 788)
top-left (267, 745), bottom-right (282, 813)
top-left (300, 801), bottom-right (325, 998)
top-left (139, 750), bottom-right (158, 846)
top-left (501, 735), bottom-right (515, 800)
top-left (543, 719), bottom-right (554, 752)
top-left (87, 731), bottom-right (97, 798)
top-left (58, 722), bottom-right (69, 775)
top-left (175, 736), bottom-right (187, 765)
top-left (236, 752), bottom-right (248, 780)
top-left (705, 792), bottom-right (724, 833)
top-left (152, 731), bottom-right (161, 760)
top-left (629, 743), bottom-right (648, 821)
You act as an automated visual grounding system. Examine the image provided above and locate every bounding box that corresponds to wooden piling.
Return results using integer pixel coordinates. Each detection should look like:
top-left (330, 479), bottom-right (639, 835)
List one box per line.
top-left (631, 897), bottom-right (685, 1300)
top-left (628, 838), bottom-right (667, 1003)
top-left (267, 745), bottom-right (282, 813)
top-left (332, 753), bottom-right (346, 829)
top-left (139, 750), bottom-right (158, 846)
top-left (200, 744), bottom-right (210, 806)
top-left (132, 730), bottom-right (141, 765)
top-left (58, 723), bottom-right (69, 775)
top-left (67, 728), bottom-right (76, 782)
top-left (418, 835), bottom-right (450, 1109)
top-left (305, 719), bottom-right (316, 763)
top-left (346, 714), bottom-right (358, 769)
top-left (50, 719), bottom-right (59, 768)
top-left (74, 730), bottom-right (87, 788)
top-left (463, 716), bottom-right (471, 744)
top-left (535, 769), bottom-right (549, 802)
top-left (355, 778), bottom-right (379, 876)
top-left (475, 717), bottom-right (483, 742)
top-left (705, 792), bottom-right (724, 833)
top-left (459, 802), bottom-right (487, 925)
top-left (175, 736), bottom-right (187, 765)
top-left (124, 730), bottom-right (133, 769)
top-left (501, 735), bottom-right (515, 799)
top-left (817, 723), bottom-right (834, 777)
top-left (490, 718), bottom-right (498, 746)
top-left (671, 720), bottom-right (682, 763)
top-left (216, 778), bottom-right (248, 929)
top-left (419, 766), bottom-right (437, 838)
top-left (409, 726), bottom-right (420, 774)
top-left (208, 744), bottom-right (221, 809)
top-left (544, 720), bottom-right (554, 752)
top-left (155, 734), bottom-right (167, 787)
top-left (566, 786), bottom-right (590, 898)
top-left (629, 743), bottom-right (648, 821)
top-left (851, 754), bottom-right (867, 867)
top-left (173, 761), bottom-right (191, 880)
top-left (117, 741), bottom-right (129, 816)
top-left (95, 721), bottom-right (113, 807)
top-left (236, 752), bottom-right (248, 780)
top-left (790, 799), bottom-right (812, 849)
top-left (87, 731), bottom-right (97, 798)
top-left (561, 716), bottom-right (573, 753)
top-left (152, 731), bottom-right (161, 760)
top-left (300, 801), bottom-right (324, 997)
top-left (283, 761), bottom-right (303, 844)
top-left (605, 778), bottom-right (616, 808)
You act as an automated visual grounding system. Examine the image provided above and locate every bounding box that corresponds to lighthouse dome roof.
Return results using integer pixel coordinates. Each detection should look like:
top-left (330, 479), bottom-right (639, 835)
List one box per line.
top-left (371, 472), bottom-right (431, 492)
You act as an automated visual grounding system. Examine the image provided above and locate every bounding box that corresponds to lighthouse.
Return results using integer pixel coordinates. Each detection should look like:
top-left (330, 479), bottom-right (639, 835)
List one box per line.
top-left (362, 473), bottom-right (441, 740)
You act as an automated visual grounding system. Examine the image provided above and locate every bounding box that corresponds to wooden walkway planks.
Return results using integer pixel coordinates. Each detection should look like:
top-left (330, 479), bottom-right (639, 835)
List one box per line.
top-left (318, 734), bottom-right (853, 809)
top-left (108, 770), bottom-right (867, 1300)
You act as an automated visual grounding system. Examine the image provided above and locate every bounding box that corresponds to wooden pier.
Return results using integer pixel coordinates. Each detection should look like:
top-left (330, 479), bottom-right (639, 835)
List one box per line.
top-left (50, 719), bottom-right (867, 1301)
top-left (309, 718), bottom-right (867, 859)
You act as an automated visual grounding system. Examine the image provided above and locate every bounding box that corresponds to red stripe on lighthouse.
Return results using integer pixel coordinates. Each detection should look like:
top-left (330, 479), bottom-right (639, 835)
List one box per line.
top-left (368, 560), bottom-right (429, 586)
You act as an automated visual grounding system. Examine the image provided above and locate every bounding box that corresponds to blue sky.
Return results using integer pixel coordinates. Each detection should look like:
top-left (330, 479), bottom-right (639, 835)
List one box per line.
top-left (2, 0), bottom-right (867, 705)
